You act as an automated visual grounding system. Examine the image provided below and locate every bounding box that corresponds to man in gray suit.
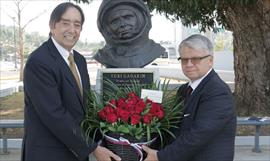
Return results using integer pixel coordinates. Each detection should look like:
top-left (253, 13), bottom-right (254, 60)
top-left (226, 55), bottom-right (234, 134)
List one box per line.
top-left (22, 2), bottom-right (120, 161)
top-left (143, 34), bottom-right (236, 161)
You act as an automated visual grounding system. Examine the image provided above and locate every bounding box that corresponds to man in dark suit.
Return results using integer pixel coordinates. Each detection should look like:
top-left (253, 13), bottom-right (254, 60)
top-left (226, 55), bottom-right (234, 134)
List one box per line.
top-left (143, 34), bottom-right (236, 161)
top-left (22, 2), bottom-right (120, 161)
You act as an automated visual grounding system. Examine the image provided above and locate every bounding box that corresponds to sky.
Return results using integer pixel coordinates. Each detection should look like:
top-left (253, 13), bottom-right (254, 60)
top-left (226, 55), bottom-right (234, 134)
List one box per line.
top-left (0, 0), bottom-right (183, 43)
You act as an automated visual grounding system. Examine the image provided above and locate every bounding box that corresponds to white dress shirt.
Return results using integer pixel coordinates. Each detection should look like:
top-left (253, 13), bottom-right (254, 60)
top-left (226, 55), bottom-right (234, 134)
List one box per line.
top-left (51, 37), bottom-right (82, 85)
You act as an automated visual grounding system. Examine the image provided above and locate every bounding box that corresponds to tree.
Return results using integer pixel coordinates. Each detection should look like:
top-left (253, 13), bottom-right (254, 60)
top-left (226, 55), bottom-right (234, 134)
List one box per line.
top-left (0, 25), bottom-right (16, 60)
top-left (147, 0), bottom-right (270, 116)
top-left (0, 25), bottom-right (47, 60)
top-left (2, 0), bottom-right (48, 81)
top-left (75, 0), bottom-right (270, 116)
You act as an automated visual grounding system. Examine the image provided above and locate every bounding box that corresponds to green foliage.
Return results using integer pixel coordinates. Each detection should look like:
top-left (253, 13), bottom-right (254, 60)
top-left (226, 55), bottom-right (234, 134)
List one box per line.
top-left (72, 0), bottom-right (257, 32)
top-left (24, 31), bottom-right (48, 57)
top-left (213, 31), bottom-right (233, 51)
top-left (72, 0), bottom-right (92, 4)
top-left (74, 41), bottom-right (105, 52)
top-left (144, 0), bottom-right (257, 32)
top-left (0, 25), bottom-right (17, 60)
top-left (25, 32), bottom-right (47, 47)
top-left (0, 25), bottom-right (47, 60)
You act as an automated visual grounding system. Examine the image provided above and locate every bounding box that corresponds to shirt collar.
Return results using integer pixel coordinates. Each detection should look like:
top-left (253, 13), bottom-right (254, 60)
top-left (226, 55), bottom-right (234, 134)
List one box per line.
top-left (189, 68), bottom-right (213, 91)
top-left (51, 37), bottom-right (73, 64)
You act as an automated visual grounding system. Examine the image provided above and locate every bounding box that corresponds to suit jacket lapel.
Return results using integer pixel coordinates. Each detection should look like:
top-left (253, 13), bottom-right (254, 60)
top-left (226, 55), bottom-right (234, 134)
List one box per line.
top-left (191, 69), bottom-right (216, 98)
top-left (46, 39), bottom-right (84, 107)
top-left (184, 70), bottom-right (216, 115)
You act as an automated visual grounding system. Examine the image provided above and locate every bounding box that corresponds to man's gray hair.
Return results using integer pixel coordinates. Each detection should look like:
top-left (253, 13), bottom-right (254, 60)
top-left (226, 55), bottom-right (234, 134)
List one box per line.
top-left (179, 34), bottom-right (214, 56)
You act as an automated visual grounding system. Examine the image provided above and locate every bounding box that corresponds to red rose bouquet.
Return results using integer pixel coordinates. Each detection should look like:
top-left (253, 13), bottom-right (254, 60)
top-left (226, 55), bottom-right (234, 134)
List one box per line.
top-left (97, 91), bottom-right (165, 141)
top-left (81, 80), bottom-right (183, 161)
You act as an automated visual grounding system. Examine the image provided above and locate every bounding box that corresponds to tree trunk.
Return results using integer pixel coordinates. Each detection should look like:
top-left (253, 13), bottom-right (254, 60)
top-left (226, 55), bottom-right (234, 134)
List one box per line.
top-left (18, 6), bottom-right (24, 82)
top-left (19, 28), bottom-right (24, 81)
top-left (225, 1), bottom-right (270, 115)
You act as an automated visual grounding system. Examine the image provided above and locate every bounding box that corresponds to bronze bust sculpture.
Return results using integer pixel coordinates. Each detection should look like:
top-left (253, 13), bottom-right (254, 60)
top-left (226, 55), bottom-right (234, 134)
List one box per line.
top-left (93, 0), bottom-right (166, 68)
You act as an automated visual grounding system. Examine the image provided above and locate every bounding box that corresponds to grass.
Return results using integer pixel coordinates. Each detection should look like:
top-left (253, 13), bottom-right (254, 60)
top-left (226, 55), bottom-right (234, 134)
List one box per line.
top-left (0, 92), bottom-right (24, 119)
top-left (0, 92), bottom-right (24, 138)
top-left (0, 92), bottom-right (269, 138)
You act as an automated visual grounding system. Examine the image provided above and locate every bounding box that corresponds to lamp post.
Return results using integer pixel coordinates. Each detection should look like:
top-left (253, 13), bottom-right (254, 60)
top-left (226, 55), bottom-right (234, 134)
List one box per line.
top-left (12, 17), bottom-right (17, 69)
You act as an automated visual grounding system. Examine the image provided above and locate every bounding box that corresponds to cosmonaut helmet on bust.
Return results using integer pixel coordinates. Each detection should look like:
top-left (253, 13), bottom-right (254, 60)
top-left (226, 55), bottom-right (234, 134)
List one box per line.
top-left (97, 0), bottom-right (152, 45)
top-left (94, 0), bottom-right (165, 68)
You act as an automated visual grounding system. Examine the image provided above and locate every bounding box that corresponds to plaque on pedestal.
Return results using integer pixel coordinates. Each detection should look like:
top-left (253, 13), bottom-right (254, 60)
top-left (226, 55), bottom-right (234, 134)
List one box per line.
top-left (95, 68), bottom-right (160, 95)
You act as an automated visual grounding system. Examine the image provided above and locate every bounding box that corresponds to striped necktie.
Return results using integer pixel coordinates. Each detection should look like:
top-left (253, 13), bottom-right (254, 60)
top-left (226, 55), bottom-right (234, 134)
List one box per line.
top-left (68, 53), bottom-right (83, 97)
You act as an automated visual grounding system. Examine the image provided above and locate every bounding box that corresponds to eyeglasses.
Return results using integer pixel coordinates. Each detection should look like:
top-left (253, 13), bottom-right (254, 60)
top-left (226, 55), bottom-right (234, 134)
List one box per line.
top-left (177, 55), bottom-right (211, 64)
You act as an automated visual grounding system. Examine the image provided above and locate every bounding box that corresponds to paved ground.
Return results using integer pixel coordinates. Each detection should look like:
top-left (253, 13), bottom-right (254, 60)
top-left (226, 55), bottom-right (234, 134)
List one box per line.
top-left (1, 145), bottom-right (269, 161)
top-left (234, 146), bottom-right (270, 161)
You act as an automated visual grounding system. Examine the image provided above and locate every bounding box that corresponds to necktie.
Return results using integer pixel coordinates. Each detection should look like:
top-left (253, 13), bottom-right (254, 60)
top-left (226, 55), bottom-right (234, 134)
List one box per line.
top-left (186, 86), bottom-right (193, 97)
top-left (184, 85), bottom-right (193, 104)
top-left (68, 53), bottom-right (83, 97)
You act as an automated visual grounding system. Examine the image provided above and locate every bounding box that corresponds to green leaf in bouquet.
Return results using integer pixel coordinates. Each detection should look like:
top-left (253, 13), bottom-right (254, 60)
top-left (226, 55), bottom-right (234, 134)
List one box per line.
top-left (103, 129), bottom-right (109, 134)
top-left (146, 125), bottom-right (151, 142)
top-left (135, 127), bottom-right (143, 136)
top-left (141, 106), bottom-right (150, 116)
top-left (100, 122), bottom-right (106, 128)
top-left (135, 133), bottom-right (143, 140)
top-left (160, 128), bottom-right (176, 140)
top-left (108, 125), bottom-right (116, 132)
top-left (155, 122), bottom-right (161, 127)
top-left (155, 127), bottom-right (164, 147)
top-left (117, 125), bottom-right (129, 134)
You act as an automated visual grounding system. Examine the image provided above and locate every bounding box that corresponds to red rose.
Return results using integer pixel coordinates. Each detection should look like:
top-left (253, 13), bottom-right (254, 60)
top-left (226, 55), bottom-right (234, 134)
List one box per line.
top-left (155, 110), bottom-right (164, 120)
top-left (146, 99), bottom-right (153, 103)
top-left (125, 99), bottom-right (136, 110)
top-left (99, 105), bottom-right (118, 122)
top-left (149, 103), bottom-right (164, 120)
top-left (143, 114), bottom-right (153, 124)
top-left (149, 103), bottom-right (160, 114)
top-left (98, 110), bottom-right (106, 120)
top-left (109, 99), bottom-right (117, 107)
top-left (128, 92), bottom-right (138, 99)
top-left (134, 100), bottom-right (146, 114)
top-left (106, 113), bottom-right (118, 123)
top-left (103, 105), bottom-right (114, 113)
top-left (117, 98), bottom-right (126, 109)
top-left (116, 108), bottom-right (130, 122)
top-left (130, 114), bottom-right (141, 125)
